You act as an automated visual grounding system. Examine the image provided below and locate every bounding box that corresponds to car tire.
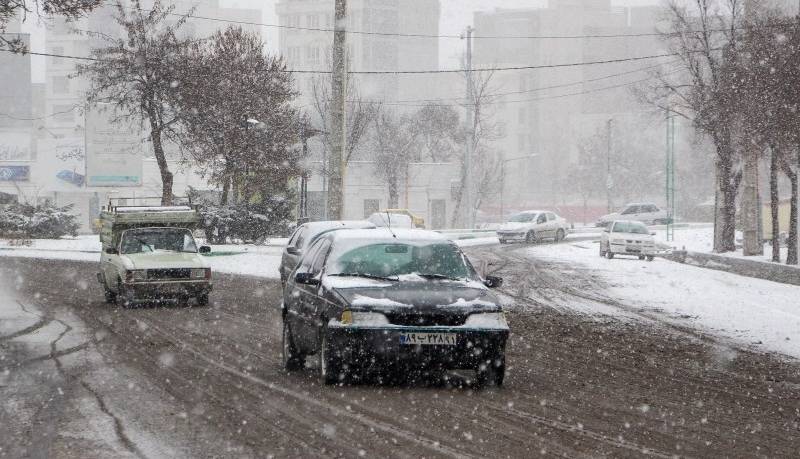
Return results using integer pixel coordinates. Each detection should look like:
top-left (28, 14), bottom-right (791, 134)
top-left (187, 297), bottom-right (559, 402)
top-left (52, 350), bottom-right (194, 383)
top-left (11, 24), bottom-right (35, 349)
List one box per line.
top-left (555, 229), bottom-right (565, 242)
top-left (476, 354), bottom-right (505, 388)
top-left (638, 255), bottom-right (645, 260)
top-left (282, 320), bottom-right (305, 371)
top-left (525, 231), bottom-right (536, 244)
top-left (196, 293), bottom-right (209, 306)
top-left (646, 255), bottom-right (655, 262)
top-left (599, 243), bottom-right (606, 257)
top-left (102, 275), bottom-right (116, 304)
top-left (605, 251), bottom-right (615, 259)
top-left (319, 328), bottom-right (340, 385)
top-left (117, 279), bottom-right (134, 308)
top-left (499, 239), bottom-right (507, 244)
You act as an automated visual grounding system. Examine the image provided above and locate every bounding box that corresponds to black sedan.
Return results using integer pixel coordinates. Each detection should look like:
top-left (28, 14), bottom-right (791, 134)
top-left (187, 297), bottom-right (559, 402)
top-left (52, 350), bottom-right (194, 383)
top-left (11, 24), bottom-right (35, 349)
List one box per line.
top-left (280, 228), bottom-right (509, 387)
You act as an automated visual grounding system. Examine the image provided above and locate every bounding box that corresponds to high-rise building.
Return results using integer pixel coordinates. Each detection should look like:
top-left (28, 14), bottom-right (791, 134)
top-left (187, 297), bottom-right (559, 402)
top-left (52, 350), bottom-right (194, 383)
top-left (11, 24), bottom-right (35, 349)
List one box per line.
top-left (0, 33), bottom-right (34, 203)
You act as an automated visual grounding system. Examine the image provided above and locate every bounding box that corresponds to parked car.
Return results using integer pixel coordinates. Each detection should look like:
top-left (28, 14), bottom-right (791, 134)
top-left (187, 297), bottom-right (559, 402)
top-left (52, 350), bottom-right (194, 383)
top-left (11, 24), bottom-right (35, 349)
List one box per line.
top-left (367, 212), bottom-right (414, 229)
top-left (596, 203), bottom-right (670, 227)
top-left (96, 205), bottom-right (212, 307)
top-left (599, 220), bottom-right (656, 261)
top-left (281, 228), bottom-right (509, 387)
top-left (496, 210), bottom-right (569, 244)
top-left (280, 220), bottom-right (376, 285)
top-left (381, 208), bottom-right (425, 228)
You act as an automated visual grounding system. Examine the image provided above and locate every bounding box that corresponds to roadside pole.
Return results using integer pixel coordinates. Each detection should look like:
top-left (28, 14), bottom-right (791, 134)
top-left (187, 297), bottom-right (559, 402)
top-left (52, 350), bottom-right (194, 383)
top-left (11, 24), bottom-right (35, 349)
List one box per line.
top-left (606, 118), bottom-right (613, 213)
top-left (327, 0), bottom-right (347, 220)
top-left (463, 26), bottom-right (474, 229)
top-left (665, 109), bottom-right (676, 241)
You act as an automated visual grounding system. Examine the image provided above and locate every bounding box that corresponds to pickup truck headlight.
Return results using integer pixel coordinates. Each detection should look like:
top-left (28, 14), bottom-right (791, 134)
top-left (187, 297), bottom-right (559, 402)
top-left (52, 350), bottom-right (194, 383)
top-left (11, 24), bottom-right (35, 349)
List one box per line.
top-left (126, 270), bottom-right (147, 282)
top-left (340, 310), bottom-right (389, 326)
top-left (191, 268), bottom-right (211, 279)
top-left (465, 312), bottom-right (508, 329)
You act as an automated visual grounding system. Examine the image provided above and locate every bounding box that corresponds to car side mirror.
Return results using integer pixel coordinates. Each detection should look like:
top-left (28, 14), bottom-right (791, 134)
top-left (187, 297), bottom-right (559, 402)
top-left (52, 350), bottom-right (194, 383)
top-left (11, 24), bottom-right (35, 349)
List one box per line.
top-left (199, 245), bottom-right (211, 254)
top-left (602, 228), bottom-right (609, 233)
top-left (484, 275), bottom-right (503, 288)
top-left (105, 247), bottom-right (118, 255)
top-left (287, 246), bottom-right (300, 255)
top-left (295, 271), bottom-right (320, 285)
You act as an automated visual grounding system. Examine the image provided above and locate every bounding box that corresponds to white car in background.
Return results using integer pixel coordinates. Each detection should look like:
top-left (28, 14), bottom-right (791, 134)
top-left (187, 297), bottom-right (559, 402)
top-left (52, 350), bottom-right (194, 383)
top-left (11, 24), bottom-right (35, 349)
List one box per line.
top-left (367, 212), bottom-right (414, 229)
top-left (596, 203), bottom-right (670, 227)
top-left (496, 210), bottom-right (569, 244)
top-left (600, 220), bottom-right (656, 261)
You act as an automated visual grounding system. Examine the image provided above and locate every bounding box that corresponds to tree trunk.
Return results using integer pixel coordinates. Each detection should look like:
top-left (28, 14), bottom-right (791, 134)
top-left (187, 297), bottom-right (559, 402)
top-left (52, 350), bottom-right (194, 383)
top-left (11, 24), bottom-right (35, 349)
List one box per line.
top-left (387, 174), bottom-right (399, 208)
top-left (714, 153), bottom-right (738, 253)
top-left (145, 105), bottom-right (173, 206)
top-left (783, 154), bottom-right (798, 265)
top-left (221, 175), bottom-right (231, 205)
top-left (770, 146), bottom-right (780, 262)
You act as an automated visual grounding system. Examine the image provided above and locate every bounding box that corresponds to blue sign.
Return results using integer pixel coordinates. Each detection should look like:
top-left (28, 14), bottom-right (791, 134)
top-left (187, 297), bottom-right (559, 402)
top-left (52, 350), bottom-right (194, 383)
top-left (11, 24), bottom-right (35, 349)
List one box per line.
top-left (56, 169), bottom-right (85, 187)
top-left (0, 166), bottom-right (29, 181)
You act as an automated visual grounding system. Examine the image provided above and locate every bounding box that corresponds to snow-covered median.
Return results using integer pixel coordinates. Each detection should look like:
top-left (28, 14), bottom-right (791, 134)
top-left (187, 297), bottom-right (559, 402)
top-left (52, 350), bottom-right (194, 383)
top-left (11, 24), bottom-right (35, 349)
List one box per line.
top-left (526, 241), bottom-right (800, 360)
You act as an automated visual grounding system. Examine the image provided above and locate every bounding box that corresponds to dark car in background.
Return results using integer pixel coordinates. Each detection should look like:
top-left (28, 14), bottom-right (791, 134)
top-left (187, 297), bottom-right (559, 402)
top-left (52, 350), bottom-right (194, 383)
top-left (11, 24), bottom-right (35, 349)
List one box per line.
top-left (279, 220), bottom-right (376, 285)
top-left (280, 229), bottom-right (508, 387)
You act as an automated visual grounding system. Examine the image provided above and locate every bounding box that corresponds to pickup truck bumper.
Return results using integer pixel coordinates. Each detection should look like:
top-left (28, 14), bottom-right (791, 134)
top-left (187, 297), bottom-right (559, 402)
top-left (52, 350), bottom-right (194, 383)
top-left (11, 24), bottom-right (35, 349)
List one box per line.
top-left (125, 280), bottom-right (211, 299)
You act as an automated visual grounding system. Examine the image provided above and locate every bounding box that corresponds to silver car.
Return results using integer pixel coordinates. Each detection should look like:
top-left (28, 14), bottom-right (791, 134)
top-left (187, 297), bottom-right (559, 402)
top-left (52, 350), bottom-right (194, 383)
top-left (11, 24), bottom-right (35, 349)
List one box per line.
top-left (279, 220), bottom-right (376, 285)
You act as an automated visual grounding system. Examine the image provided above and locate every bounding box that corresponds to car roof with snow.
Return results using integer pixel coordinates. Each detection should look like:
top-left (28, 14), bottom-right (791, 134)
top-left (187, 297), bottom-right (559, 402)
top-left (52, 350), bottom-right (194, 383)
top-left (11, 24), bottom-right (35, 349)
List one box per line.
top-left (302, 220), bottom-right (375, 232)
top-left (517, 210), bottom-right (548, 214)
top-left (327, 228), bottom-right (447, 244)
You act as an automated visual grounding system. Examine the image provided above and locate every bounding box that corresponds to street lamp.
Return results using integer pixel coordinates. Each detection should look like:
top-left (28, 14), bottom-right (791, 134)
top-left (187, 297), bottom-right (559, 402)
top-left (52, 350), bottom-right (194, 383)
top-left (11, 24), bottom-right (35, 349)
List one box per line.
top-left (500, 154), bottom-right (538, 222)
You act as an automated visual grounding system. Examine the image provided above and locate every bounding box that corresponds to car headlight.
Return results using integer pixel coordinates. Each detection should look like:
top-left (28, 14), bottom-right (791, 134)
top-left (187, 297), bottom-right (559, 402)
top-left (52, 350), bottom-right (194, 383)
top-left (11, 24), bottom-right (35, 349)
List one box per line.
top-left (611, 238), bottom-right (626, 244)
top-left (191, 268), bottom-right (210, 279)
top-left (464, 312), bottom-right (508, 329)
top-left (340, 310), bottom-right (389, 326)
top-left (126, 269), bottom-right (147, 282)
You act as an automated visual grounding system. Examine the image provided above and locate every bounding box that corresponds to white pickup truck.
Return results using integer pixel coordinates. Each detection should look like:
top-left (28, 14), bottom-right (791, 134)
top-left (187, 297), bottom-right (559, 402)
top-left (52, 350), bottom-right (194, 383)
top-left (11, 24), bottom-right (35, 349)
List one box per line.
top-left (96, 204), bottom-right (212, 307)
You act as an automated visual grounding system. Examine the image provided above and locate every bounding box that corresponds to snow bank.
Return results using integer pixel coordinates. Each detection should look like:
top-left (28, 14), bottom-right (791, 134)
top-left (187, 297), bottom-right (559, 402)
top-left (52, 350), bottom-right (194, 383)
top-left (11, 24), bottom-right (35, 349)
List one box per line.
top-left (526, 242), bottom-right (800, 360)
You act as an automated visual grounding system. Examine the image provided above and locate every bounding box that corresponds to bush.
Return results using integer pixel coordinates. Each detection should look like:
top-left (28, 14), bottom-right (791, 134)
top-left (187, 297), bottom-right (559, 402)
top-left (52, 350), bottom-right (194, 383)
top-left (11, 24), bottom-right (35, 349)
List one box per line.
top-left (0, 203), bottom-right (81, 239)
top-left (198, 197), bottom-right (293, 244)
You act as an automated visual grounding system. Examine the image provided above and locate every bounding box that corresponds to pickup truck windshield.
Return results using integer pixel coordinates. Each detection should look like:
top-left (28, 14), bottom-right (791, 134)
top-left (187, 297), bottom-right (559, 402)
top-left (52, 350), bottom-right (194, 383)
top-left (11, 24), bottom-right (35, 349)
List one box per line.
top-left (120, 228), bottom-right (198, 254)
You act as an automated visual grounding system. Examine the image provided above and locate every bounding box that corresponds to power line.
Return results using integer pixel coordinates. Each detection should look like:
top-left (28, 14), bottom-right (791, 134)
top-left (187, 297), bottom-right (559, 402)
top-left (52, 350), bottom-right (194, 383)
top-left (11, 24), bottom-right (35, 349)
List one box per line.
top-left (0, 46), bottom-right (678, 74)
top-left (0, 105), bottom-right (80, 121)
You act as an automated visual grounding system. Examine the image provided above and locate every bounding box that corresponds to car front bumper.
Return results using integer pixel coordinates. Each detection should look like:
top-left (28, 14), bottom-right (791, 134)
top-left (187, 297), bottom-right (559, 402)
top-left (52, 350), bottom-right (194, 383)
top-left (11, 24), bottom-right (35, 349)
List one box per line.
top-left (608, 243), bottom-right (655, 255)
top-left (497, 232), bottom-right (526, 241)
top-left (326, 324), bottom-right (509, 370)
top-left (124, 280), bottom-right (212, 298)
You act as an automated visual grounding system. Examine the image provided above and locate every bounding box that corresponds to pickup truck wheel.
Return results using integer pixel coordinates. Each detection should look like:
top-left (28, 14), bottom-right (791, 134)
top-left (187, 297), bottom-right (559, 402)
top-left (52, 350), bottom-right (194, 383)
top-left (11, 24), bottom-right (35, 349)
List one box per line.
top-left (605, 251), bottom-right (615, 259)
top-left (117, 279), bottom-right (135, 308)
top-left (476, 354), bottom-right (505, 388)
top-left (646, 255), bottom-right (655, 262)
top-left (599, 243), bottom-right (606, 257)
top-left (102, 275), bottom-right (116, 304)
top-left (196, 293), bottom-right (209, 306)
top-left (555, 229), bottom-right (565, 242)
top-left (282, 320), bottom-right (305, 371)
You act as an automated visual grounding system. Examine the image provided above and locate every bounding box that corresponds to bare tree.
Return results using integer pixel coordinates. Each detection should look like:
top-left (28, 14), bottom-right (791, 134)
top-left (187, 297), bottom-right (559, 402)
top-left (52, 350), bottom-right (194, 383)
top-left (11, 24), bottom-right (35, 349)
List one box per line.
top-left (451, 62), bottom-right (504, 227)
top-left (370, 109), bottom-right (420, 208)
top-left (1, 0), bottom-right (101, 51)
top-left (76, 0), bottom-right (192, 205)
top-left (410, 103), bottom-right (461, 162)
top-left (641, 0), bottom-right (746, 253)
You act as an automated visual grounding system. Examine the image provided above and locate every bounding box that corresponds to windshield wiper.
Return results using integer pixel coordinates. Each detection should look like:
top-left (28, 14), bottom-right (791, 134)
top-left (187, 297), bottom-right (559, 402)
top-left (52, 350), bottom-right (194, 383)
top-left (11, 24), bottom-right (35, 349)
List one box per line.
top-left (414, 273), bottom-right (464, 281)
top-left (328, 273), bottom-right (399, 281)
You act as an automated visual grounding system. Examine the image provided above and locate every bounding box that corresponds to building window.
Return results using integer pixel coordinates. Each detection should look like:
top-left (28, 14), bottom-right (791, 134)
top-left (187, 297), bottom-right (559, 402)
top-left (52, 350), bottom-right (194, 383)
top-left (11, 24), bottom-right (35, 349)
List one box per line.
top-left (306, 14), bottom-right (319, 28)
top-left (51, 46), bottom-right (64, 65)
top-left (306, 46), bottom-right (320, 65)
top-left (286, 15), bottom-right (301, 28)
top-left (518, 107), bottom-right (526, 124)
top-left (517, 134), bottom-right (525, 151)
top-left (52, 76), bottom-right (70, 94)
top-left (52, 104), bottom-right (75, 123)
top-left (286, 46), bottom-right (301, 63)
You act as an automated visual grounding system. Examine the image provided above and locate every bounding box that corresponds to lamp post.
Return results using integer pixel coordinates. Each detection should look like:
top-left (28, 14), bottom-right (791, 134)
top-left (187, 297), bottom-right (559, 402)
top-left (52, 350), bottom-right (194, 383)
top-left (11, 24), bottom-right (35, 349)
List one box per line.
top-left (500, 154), bottom-right (538, 222)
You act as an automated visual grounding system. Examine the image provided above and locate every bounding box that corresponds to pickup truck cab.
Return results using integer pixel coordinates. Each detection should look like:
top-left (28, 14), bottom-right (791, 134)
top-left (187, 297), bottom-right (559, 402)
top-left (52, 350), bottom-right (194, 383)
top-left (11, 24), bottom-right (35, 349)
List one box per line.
top-left (96, 205), bottom-right (212, 307)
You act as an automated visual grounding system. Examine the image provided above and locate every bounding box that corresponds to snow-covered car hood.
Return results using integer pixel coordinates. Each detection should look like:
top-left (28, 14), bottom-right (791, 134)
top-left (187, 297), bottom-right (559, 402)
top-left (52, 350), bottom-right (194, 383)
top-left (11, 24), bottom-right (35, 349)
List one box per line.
top-left (498, 222), bottom-right (531, 231)
top-left (598, 212), bottom-right (620, 222)
top-left (121, 252), bottom-right (209, 270)
top-left (331, 281), bottom-right (501, 312)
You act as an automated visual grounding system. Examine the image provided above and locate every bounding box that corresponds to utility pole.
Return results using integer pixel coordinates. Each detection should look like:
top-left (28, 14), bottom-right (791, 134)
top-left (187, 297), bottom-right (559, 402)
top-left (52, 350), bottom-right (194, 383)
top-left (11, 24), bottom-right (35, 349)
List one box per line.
top-left (665, 109), bottom-right (676, 241)
top-left (462, 26), bottom-right (474, 228)
top-left (606, 118), bottom-right (613, 213)
top-left (741, 0), bottom-right (762, 255)
top-left (327, 0), bottom-right (347, 220)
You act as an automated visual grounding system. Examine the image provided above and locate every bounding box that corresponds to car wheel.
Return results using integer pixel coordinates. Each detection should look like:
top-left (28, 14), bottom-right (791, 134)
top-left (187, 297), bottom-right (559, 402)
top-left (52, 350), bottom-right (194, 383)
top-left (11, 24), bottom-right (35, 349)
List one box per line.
top-left (599, 244), bottom-right (606, 257)
top-left (499, 239), bottom-right (507, 244)
top-left (646, 255), bottom-right (655, 262)
top-left (102, 275), bottom-right (116, 304)
top-left (319, 328), bottom-right (340, 385)
top-left (555, 229), bottom-right (565, 242)
top-left (605, 251), bottom-right (615, 259)
top-left (525, 231), bottom-right (536, 244)
top-left (638, 255), bottom-right (645, 260)
top-left (282, 320), bottom-right (305, 371)
top-left (476, 354), bottom-right (505, 388)
top-left (196, 293), bottom-right (209, 306)
top-left (117, 279), bottom-right (134, 308)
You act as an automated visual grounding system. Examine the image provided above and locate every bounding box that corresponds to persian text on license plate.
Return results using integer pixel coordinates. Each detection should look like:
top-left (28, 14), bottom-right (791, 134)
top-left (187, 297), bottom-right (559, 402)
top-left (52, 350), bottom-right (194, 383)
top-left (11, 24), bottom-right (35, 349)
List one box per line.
top-left (399, 332), bottom-right (457, 346)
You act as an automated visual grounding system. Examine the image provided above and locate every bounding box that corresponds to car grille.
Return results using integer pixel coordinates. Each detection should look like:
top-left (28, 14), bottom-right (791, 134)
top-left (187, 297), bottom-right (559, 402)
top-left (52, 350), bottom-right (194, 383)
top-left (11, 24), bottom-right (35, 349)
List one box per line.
top-left (147, 268), bottom-right (191, 280)
top-left (386, 313), bottom-right (467, 327)
top-left (626, 240), bottom-right (643, 244)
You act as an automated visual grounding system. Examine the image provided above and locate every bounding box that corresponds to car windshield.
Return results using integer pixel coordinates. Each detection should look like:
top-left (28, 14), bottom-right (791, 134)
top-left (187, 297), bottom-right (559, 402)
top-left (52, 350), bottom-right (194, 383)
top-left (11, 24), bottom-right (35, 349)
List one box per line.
top-left (327, 241), bottom-right (476, 281)
top-left (120, 228), bottom-right (198, 254)
top-left (612, 222), bottom-right (649, 234)
top-left (508, 213), bottom-right (536, 222)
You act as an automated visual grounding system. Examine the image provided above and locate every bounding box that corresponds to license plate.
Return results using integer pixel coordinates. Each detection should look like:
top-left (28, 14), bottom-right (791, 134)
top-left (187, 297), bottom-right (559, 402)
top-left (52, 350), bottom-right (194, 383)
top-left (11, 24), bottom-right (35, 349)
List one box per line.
top-left (399, 332), bottom-right (457, 346)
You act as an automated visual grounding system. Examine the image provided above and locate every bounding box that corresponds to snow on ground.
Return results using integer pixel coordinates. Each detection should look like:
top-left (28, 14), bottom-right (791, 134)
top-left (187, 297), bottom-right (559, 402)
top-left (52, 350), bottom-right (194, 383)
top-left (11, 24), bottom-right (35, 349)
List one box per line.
top-left (526, 241), bottom-right (800, 360)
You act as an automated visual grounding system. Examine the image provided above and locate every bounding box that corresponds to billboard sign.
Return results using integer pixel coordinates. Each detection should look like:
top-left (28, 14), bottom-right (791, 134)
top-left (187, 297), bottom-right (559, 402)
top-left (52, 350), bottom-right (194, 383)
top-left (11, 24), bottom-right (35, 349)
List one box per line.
top-left (85, 104), bottom-right (143, 187)
top-left (0, 165), bottom-right (30, 181)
